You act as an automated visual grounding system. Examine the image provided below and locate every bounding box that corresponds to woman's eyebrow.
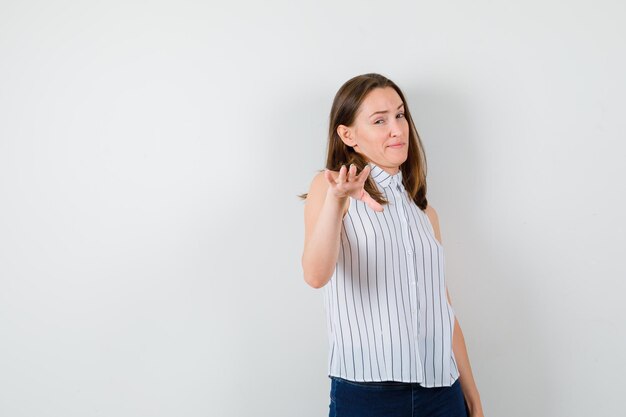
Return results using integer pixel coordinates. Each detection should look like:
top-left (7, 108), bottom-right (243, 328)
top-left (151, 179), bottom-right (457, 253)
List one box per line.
top-left (369, 103), bottom-right (405, 118)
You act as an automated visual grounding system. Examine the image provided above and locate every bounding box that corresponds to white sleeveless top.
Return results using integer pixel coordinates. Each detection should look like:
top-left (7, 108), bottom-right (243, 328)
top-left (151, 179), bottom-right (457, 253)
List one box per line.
top-left (323, 162), bottom-right (460, 387)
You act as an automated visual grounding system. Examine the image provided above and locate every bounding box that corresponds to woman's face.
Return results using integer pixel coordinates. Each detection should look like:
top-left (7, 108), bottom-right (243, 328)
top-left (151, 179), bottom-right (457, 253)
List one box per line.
top-left (339, 87), bottom-right (410, 173)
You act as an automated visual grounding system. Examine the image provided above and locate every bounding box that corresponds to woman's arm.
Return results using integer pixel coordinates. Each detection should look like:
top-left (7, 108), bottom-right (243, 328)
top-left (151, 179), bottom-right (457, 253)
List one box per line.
top-left (302, 164), bottom-right (382, 289)
top-left (447, 291), bottom-right (484, 416)
top-left (425, 205), bottom-right (485, 416)
top-left (301, 171), bottom-right (349, 289)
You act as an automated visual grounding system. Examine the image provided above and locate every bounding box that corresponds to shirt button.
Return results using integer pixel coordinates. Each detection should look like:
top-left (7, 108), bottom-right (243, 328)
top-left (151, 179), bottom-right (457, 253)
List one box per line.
top-left (407, 250), bottom-right (413, 255)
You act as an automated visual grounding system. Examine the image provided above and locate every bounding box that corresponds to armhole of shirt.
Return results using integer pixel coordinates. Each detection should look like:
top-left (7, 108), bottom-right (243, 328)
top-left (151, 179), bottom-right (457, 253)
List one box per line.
top-left (422, 208), bottom-right (434, 233)
top-left (342, 197), bottom-right (351, 218)
top-left (422, 208), bottom-right (443, 246)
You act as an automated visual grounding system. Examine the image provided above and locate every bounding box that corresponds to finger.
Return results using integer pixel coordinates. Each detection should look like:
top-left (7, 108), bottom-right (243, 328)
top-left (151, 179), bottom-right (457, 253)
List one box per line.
top-left (348, 163), bottom-right (357, 181)
top-left (356, 165), bottom-right (371, 182)
top-left (324, 169), bottom-right (337, 186)
top-left (336, 165), bottom-right (347, 185)
top-left (361, 190), bottom-right (384, 212)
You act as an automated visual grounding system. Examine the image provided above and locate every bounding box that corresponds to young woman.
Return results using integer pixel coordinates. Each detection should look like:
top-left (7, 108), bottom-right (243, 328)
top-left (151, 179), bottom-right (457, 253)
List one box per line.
top-left (301, 73), bottom-right (484, 417)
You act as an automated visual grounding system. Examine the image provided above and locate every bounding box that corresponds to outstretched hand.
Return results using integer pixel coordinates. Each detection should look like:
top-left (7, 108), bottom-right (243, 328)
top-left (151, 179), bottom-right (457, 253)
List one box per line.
top-left (324, 164), bottom-right (384, 212)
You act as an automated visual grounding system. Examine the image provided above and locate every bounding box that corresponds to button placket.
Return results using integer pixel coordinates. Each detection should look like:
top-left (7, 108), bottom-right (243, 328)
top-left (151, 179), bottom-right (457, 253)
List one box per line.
top-left (392, 178), bottom-right (419, 320)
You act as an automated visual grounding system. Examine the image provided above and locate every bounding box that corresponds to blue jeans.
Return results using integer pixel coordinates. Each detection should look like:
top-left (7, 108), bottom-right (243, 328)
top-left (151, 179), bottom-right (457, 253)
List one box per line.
top-left (328, 376), bottom-right (469, 417)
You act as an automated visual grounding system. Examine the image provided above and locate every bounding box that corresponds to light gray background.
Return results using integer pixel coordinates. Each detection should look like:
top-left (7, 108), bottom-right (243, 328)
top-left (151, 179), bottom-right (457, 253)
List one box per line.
top-left (1, 1), bottom-right (625, 416)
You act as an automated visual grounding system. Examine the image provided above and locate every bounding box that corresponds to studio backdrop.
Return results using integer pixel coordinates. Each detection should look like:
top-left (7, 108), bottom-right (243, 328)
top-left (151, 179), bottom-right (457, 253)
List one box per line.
top-left (1, 1), bottom-right (624, 416)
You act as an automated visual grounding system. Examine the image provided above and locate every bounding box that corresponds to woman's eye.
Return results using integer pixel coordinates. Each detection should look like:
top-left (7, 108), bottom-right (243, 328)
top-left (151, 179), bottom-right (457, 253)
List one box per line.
top-left (397, 112), bottom-right (405, 118)
top-left (374, 119), bottom-right (384, 124)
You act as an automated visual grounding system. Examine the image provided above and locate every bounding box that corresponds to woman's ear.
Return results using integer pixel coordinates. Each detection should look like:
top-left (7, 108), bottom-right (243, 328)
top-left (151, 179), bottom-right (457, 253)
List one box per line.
top-left (337, 125), bottom-right (357, 148)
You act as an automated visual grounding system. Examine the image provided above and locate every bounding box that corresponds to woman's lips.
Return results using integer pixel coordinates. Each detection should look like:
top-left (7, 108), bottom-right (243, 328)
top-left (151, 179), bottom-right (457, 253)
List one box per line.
top-left (388, 143), bottom-right (405, 148)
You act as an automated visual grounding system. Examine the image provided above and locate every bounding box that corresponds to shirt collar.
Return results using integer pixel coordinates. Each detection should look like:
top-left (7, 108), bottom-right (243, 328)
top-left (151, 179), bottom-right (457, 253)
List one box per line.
top-left (368, 162), bottom-right (403, 188)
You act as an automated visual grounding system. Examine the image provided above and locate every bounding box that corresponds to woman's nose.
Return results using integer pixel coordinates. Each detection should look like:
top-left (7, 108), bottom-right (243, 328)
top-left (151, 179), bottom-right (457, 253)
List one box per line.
top-left (389, 119), bottom-right (403, 136)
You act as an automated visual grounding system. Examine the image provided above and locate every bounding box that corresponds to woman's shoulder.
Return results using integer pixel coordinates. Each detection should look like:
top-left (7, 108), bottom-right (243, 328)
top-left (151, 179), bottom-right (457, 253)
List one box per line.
top-left (305, 170), bottom-right (350, 217)
top-left (423, 203), bottom-right (436, 216)
top-left (307, 170), bottom-right (329, 196)
top-left (422, 204), bottom-right (443, 244)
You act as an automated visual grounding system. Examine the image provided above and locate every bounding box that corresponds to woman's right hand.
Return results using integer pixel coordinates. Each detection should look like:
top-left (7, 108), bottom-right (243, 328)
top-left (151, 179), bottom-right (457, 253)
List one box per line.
top-left (324, 164), bottom-right (384, 212)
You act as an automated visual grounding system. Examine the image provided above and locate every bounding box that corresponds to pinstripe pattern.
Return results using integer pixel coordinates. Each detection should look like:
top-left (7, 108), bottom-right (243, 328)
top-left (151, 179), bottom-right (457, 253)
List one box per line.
top-left (323, 163), bottom-right (460, 387)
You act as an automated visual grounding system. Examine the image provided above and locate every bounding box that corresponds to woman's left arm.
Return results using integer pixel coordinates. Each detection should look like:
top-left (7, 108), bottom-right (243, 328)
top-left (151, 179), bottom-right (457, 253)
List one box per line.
top-left (425, 205), bottom-right (485, 417)
top-left (447, 290), bottom-right (484, 416)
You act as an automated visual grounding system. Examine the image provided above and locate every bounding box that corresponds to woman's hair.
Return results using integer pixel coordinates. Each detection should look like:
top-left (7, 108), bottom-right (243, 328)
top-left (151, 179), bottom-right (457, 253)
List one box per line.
top-left (301, 73), bottom-right (428, 210)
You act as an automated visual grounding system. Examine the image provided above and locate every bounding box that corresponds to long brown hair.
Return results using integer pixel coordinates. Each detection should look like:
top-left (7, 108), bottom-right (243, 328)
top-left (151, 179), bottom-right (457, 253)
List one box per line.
top-left (301, 73), bottom-right (428, 210)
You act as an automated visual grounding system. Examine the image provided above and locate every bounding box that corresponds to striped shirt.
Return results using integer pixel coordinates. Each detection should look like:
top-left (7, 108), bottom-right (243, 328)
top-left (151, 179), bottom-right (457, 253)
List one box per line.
top-left (323, 162), bottom-right (460, 387)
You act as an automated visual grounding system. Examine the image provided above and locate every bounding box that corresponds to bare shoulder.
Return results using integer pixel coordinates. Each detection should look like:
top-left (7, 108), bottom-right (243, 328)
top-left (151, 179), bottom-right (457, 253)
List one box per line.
top-left (305, 171), bottom-right (332, 210)
top-left (423, 204), bottom-right (439, 223)
top-left (423, 204), bottom-right (443, 245)
top-left (304, 170), bottom-right (349, 220)
top-left (304, 171), bottom-right (349, 226)
top-left (306, 171), bottom-right (329, 197)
